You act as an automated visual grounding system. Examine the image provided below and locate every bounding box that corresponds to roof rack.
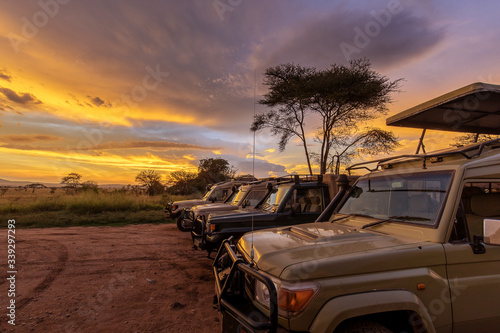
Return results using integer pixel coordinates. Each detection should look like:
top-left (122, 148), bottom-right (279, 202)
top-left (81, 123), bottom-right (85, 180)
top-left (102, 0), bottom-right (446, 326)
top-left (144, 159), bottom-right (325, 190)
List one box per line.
top-left (347, 138), bottom-right (500, 173)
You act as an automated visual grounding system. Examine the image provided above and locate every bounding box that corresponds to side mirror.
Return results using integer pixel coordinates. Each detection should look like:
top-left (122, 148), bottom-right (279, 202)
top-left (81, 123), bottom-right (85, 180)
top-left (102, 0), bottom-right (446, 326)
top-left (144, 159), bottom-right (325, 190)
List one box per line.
top-left (484, 219), bottom-right (500, 245)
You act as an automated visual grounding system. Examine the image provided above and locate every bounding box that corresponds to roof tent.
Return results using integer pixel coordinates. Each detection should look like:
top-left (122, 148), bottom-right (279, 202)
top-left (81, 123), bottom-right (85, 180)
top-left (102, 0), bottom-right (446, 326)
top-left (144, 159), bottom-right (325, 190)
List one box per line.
top-left (387, 82), bottom-right (500, 135)
top-left (387, 82), bottom-right (500, 153)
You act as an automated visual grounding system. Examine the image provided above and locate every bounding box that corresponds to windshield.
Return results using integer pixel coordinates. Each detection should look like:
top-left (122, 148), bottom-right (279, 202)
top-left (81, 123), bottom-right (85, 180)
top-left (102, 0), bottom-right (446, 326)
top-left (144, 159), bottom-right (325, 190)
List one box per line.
top-left (336, 171), bottom-right (453, 226)
top-left (229, 187), bottom-right (246, 206)
top-left (260, 185), bottom-right (291, 213)
top-left (202, 186), bottom-right (228, 202)
top-left (202, 187), bottom-right (215, 200)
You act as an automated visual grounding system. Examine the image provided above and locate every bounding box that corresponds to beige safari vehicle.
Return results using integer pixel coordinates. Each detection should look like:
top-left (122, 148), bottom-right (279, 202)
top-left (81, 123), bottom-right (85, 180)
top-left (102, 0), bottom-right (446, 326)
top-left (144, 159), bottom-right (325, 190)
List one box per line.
top-left (213, 82), bottom-right (500, 333)
top-left (165, 180), bottom-right (250, 231)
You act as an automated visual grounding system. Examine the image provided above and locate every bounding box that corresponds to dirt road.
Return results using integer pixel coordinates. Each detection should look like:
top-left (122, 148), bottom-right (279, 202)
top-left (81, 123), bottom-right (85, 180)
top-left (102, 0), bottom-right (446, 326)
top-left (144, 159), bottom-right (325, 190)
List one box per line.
top-left (0, 224), bottom-right (220, 332)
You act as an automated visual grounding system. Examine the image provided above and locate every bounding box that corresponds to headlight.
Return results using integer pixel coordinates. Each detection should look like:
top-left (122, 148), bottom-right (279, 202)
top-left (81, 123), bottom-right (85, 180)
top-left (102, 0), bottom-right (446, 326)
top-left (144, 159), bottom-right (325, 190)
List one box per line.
top-left (206, 218), bottom-right (216, 233)
top-left (254, 274), bottom-right (320, 318)
top-left (172, 204), bottom-right (178, 211)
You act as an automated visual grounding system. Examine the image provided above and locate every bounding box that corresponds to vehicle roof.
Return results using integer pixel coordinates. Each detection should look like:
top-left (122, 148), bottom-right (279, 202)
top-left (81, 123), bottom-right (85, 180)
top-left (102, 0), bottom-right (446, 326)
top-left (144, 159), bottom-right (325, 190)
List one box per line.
top-left (386, 82), bottom-right (500, 134)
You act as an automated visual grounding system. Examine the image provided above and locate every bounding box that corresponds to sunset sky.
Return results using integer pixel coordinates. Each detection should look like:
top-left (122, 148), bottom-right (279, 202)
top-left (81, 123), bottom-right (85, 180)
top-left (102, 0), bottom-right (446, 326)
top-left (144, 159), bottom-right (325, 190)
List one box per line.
top-left (1, 0), bottom-right (500, 185)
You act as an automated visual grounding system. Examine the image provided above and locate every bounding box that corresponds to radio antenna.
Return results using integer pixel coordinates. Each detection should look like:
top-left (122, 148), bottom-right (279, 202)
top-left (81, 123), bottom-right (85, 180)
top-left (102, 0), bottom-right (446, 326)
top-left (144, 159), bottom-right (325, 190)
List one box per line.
top-left (250, 69), bottom-right (257, 265)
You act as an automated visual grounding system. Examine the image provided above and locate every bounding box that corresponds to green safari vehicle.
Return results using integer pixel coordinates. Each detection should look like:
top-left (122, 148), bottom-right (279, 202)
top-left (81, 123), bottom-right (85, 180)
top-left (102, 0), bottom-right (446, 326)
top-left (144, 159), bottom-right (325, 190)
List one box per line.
top-left (213, 82), bottom-right (500, 333)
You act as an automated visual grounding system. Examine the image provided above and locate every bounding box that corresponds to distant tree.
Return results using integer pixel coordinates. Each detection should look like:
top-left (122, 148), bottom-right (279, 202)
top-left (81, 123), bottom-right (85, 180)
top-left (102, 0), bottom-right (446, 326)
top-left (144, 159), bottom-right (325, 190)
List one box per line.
top-left (452, 133), bottom-right (500, 146)
top-left (81, 180), bottom-right (99, 193)
top-left (0, 188), bottom-right (8, 197)
top-left (135, 169), bottom-right (164, 196)
top-left (326, 128), bottom-right (400, 174)
top-left (26, 183), bottom-right (47, 193)
top-left (61, 173), bottom-right (82, 189)
top-left (167, 170), bottom-right (198, 195)
top-left (253, 59), bottom-right (402, 174)
top-left (197, 158), bottom-right (236, 183)
top-left (130, 185), bottom-right (143, 196)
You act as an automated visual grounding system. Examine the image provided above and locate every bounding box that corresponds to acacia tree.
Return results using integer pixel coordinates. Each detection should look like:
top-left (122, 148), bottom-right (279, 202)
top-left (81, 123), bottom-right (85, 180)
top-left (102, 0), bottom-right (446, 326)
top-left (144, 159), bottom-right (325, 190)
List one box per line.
top-left (251, 64), bottom-right (316, 175)
top-left (327, 128), bottom-right (400, 174)
top-left (197, 158), bottom-right (236, 183)
top-left (452, 133), bottom-right (500, 146)
top-left (135, 169), bottom-right (164, 196)
top-left (61, 173), bottom-right (82, 189)
top-left (253, 59), bottom-right (402, 174)
top-left (167, 170), bottom-right (198, 195)
top-left (26, 183), bottom-right (46, 193)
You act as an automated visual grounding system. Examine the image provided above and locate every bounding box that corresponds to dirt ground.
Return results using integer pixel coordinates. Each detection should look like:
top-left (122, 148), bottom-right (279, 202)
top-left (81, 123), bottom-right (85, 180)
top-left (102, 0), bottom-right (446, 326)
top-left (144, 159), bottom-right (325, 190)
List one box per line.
top-left (0, 224), bottom-right (220, 332)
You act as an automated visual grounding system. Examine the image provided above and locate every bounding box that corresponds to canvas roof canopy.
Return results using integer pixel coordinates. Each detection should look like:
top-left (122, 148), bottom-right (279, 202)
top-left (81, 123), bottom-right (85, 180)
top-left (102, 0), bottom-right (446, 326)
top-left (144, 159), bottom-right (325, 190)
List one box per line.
top-left (386, 82), bottom-right (500, 135)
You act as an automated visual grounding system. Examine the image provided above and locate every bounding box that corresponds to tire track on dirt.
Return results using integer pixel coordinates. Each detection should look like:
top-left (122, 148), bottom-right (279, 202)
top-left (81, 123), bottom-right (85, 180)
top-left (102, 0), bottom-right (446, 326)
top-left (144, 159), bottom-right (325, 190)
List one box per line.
top-left (17, 239), bottom-right (68, 310)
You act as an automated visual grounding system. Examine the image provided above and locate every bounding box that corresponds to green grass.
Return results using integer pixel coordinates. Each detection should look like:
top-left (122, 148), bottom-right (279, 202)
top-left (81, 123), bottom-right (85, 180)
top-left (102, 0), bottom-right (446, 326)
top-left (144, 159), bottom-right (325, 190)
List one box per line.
top-left (0, 190), bottom-right (190, 228)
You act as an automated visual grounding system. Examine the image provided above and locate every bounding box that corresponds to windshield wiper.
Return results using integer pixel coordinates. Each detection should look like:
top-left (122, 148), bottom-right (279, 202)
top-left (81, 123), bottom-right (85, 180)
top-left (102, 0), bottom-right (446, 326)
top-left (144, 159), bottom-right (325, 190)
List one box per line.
top-left (361, 215), bottom-right (431, 229)
top-left (361, 218), bottom-right (398, 229)
top-left (388, 215), bottom-right (431, 222)
top-left (331, 213), bottom-right (376, 223)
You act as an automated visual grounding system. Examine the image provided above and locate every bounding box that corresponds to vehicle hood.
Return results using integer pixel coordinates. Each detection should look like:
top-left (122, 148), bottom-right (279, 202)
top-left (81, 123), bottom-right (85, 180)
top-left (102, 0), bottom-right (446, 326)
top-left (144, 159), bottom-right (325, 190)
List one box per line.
top-left (209, 209), bottom-right (267, 221)
top-left (238, 221), bottom-right (445, 281)
top-left (173, 199), bottom-right (207, 208)
top-left (193, 203), bottom-right (235, 213)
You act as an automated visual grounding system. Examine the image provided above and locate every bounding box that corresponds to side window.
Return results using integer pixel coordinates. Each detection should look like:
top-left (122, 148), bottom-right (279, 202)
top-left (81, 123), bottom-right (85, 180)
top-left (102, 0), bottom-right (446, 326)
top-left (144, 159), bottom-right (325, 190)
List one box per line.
top-left (209, 188), bottom-right (228, 202)
top-left (283, 188), bottom-right (324, 213)
top-left (245, 190), bottom-right (266, 207)
top-left (452, 182), bottom-right (500, 242)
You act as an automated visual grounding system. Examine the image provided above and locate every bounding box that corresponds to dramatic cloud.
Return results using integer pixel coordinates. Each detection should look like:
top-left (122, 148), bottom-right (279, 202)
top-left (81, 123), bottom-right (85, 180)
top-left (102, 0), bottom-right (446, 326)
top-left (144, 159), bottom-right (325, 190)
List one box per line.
top-left (0, 87), bottom-right (42, 105)
top-left (255, 2), bottom-right (446, 70)
top-left (0, 1), bottom-right (499, 184)
top-left (87, 96), bottom-right (112, 108)
top-left (0, 134), bottom-right (61, 143)
top-left (0, 69), bottom-right (12, 82)
top-left (76, 140), bottom-right (219, 151)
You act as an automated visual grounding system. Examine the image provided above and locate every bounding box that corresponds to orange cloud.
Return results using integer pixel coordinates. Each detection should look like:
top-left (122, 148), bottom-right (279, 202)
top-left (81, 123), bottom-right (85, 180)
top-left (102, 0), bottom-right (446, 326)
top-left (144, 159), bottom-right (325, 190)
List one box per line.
top-left (0, 87), bottom-right (42, 104)
top-left (76, 140), bottom-right (219, 151)
top-left (0, 134), bottom-right (61, 143)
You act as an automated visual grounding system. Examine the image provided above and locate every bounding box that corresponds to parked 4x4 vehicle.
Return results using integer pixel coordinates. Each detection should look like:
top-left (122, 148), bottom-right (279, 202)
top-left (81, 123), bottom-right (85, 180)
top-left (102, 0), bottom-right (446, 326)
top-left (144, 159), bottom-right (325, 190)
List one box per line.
top-left (193, 175), bottom-right (357, 256)
top-left (178, 179), bottom-right (278, 233)
top-left (165, 180), bottom-right (249, 231)
top-left (213, 82), bottom-right (500, 333)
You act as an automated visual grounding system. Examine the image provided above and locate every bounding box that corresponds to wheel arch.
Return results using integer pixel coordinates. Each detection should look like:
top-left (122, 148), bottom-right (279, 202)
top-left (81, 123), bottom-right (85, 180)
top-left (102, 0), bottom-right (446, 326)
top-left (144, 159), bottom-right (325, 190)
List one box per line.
top-left (308, 290), bottom-right (436, 333)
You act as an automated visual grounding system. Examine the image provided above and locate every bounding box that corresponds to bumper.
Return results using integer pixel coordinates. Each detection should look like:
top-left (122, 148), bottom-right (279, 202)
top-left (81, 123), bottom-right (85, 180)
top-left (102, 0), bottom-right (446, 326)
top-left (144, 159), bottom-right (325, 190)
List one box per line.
top-left (220, 302), bottom-right (292, 333)
top-left (164, 204), bottom-right (180, 219)
top-left (191, 218), bottom-right (223, 253)
top-left (214, 241), bottom-right (281, 333)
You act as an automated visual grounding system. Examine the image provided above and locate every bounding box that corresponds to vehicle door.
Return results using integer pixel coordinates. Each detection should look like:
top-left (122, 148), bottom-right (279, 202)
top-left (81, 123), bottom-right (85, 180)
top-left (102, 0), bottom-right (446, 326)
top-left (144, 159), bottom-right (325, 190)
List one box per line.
top-left (444, 180), bottom-right (500, 332)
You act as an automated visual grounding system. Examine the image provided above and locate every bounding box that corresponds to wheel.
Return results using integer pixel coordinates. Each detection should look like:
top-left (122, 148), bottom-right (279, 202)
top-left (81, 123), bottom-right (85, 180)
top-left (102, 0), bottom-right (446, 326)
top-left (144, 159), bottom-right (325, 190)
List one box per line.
top-left (335, 319), bottom-right (393, 333)
top-left (176, 214), bottom-right (192, 232)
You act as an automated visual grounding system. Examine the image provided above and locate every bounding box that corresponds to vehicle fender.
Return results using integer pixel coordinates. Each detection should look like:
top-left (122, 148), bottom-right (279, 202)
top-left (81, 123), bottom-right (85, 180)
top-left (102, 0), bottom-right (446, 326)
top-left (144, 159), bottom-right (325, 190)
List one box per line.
top-left (308, 290), bottom-right (436, 333)
top-left (173, 207), bottom-right (183, 214)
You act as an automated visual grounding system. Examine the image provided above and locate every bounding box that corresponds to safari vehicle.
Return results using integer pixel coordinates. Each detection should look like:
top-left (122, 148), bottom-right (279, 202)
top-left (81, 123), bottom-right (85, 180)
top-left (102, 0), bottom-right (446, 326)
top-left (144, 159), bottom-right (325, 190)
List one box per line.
top-left (193, 175), bottom-right (357, 255)
top-left (213, 82), bottom-right (500, 333)
top-left (178, 180), bottom-right (277, 232)
top-left (164, 180), bottom-right (249, 231)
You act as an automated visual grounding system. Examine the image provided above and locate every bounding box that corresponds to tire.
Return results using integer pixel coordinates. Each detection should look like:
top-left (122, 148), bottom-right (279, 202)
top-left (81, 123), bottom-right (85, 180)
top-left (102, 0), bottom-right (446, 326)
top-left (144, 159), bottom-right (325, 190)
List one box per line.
top-left (335, 319), bottom-right (393, 333)
top-left (176, 214), bottom-right (192, 232)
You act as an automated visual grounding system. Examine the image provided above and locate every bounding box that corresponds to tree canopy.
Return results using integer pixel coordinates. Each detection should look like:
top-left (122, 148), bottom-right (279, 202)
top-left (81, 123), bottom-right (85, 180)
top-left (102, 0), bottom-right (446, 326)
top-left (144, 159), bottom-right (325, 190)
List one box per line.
top-left (61, 173), bottom-right (82, 189)
top-left (452, 133), bottom-right (500, 146)
top-left (253, 59), bottom-right (402, 174)
top-left (135, 169), bottom-right (164, 196)
top-left (197, 157), bottom-right (236, 183)
top-left (327, 128), bottom-right (400, 174)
